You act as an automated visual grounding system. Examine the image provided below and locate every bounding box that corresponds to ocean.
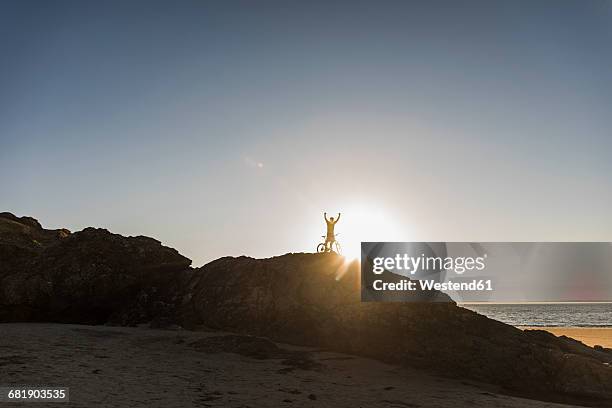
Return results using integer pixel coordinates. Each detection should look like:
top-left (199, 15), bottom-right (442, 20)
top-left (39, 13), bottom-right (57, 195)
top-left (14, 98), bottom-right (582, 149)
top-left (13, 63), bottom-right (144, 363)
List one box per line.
top-left (461, 303), bottom-right (612, 327)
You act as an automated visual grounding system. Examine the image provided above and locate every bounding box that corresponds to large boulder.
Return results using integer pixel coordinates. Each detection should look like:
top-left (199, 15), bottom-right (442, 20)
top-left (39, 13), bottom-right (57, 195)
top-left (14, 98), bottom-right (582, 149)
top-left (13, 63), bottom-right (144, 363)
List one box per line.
top-left (182, 252), bottom-right (612, 405)
top-left (0, 212), bottom-right (69, 269)
top-left (0, 213), bottom-right (191, 324)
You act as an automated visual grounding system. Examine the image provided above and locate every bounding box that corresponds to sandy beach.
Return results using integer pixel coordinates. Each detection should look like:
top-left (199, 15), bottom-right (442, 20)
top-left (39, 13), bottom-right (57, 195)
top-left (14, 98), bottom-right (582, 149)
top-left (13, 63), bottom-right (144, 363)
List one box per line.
top-left (0, 323), bottom-right (584, 408)
top-left (521, 327), bottom-right (612, 349)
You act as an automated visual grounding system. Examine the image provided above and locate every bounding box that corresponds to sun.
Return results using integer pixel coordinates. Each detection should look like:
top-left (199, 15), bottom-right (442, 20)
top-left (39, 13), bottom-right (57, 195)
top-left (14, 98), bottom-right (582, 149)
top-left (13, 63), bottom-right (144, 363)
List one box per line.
top-left (335, 205), bottom-right (406, 261)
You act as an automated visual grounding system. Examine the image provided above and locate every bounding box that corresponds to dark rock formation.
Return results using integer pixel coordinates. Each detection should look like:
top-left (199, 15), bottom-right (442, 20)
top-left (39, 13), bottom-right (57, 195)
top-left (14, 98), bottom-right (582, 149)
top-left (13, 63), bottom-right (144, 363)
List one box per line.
top-left (182, 253), bottom-right (612, 405)
top-left (2, 213), bottom-right (612, 405)
top-left (0, 213), bottom-right (191, 324)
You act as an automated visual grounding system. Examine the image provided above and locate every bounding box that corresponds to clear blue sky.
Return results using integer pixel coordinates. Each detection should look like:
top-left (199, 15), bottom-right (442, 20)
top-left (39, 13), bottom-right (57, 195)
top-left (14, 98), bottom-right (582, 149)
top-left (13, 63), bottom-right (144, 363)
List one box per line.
top-left (1, 0), bottom-right (611, 266)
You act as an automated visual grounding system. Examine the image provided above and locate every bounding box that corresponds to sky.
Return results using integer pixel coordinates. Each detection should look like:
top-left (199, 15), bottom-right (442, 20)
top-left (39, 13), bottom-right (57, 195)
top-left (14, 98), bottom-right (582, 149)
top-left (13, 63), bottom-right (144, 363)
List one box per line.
top-left (1, 0), bottom-right (612, 267)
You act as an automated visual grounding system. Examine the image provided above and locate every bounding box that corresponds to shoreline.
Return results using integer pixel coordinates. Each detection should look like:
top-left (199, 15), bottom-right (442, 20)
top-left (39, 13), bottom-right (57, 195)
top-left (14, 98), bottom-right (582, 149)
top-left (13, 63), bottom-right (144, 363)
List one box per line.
top-left (520, 326), bottom-right (612, 348)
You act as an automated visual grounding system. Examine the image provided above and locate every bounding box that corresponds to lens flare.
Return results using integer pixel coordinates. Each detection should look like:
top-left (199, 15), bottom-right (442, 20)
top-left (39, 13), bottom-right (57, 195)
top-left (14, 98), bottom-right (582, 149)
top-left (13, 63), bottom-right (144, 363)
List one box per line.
top-left (336, 205), bottom-right (407, 261)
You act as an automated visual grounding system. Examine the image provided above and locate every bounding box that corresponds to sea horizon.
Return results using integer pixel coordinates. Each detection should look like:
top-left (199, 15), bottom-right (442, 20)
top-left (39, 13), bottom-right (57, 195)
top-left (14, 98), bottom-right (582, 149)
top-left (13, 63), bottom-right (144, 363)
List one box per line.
top-left (461, 302), bottom-right (612, 327)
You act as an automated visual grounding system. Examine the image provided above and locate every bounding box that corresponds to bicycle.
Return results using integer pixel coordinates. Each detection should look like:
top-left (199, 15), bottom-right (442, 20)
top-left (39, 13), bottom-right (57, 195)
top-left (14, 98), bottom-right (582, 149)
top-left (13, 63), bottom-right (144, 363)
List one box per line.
top-left (317, 233), bottom-right (342, 254)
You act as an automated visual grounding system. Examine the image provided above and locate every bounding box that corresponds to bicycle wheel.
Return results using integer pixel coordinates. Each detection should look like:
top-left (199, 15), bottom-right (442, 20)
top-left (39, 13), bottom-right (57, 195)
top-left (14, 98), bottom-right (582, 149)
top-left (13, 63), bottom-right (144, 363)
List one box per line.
top-left (332, 241), bottom-right (342, 255)
top-left (317, 243), bottom-right (326, 253)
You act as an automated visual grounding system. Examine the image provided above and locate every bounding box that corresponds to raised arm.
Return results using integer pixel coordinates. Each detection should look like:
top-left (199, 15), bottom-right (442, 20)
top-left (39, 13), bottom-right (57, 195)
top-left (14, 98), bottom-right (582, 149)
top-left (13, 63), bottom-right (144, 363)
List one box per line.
top-left (334, 213), bottom-right (341, 223)
top-left (324, 212), bottom-right (329, 222)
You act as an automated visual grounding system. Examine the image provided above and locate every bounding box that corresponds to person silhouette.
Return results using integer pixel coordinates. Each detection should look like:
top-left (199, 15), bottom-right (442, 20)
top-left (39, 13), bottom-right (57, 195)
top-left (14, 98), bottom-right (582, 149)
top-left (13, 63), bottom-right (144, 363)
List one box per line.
top-left (324, 212), bottom-right (341, 251)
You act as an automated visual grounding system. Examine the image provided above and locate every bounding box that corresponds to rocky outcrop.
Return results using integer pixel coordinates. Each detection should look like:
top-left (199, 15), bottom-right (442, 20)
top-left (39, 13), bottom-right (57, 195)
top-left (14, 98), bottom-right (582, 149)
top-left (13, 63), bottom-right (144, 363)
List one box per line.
top-left (182, 253), bottom-right (612, 405)
top-left (2, 213), bottom-right (612, 405)
top-left (0, 213), bottom-right (191, 324)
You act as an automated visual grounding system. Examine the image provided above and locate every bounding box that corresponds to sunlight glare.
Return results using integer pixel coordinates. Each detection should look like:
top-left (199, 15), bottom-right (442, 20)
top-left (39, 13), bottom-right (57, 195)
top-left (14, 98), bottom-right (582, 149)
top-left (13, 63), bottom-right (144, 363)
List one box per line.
top-left (337, 205), bottom-right (407, 261)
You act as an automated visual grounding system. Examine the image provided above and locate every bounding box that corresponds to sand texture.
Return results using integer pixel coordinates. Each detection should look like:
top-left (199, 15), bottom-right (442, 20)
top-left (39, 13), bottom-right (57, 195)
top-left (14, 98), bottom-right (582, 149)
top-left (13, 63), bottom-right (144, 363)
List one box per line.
top-left (522, 327), bottom-right (612, 349)
top-left (0, 323), bottom-right (584, 408)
